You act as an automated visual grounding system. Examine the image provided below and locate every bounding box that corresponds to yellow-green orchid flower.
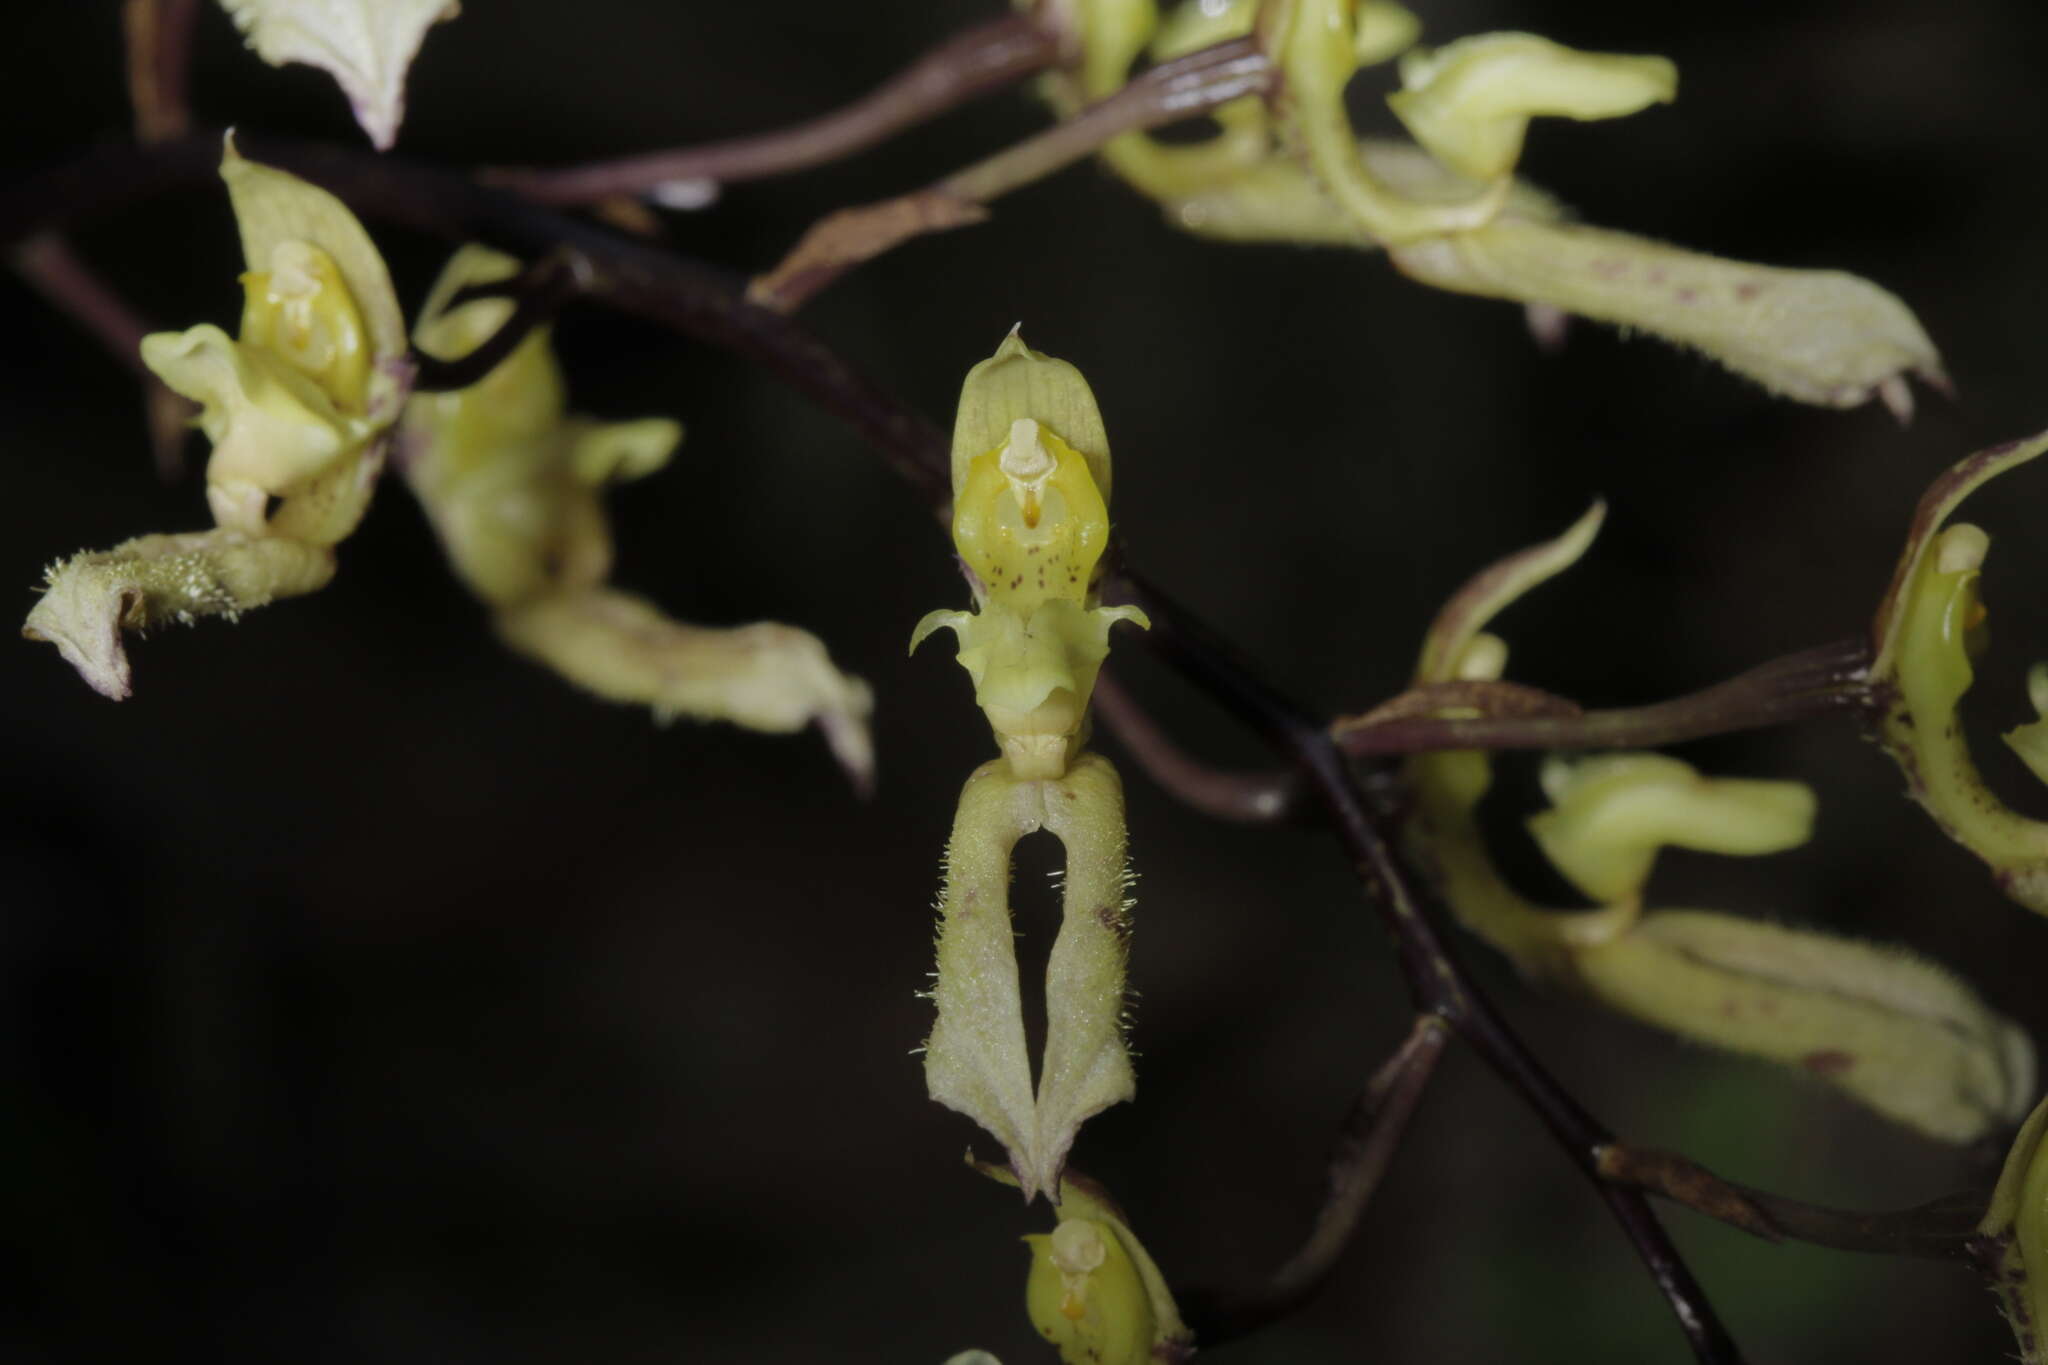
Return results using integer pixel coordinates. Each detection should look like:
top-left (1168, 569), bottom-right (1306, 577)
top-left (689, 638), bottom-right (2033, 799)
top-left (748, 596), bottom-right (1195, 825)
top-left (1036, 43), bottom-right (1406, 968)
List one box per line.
top-left (1868, 430), bottom-right (2048, 912)
top-left (24, 137), bottom-right (408, 698)
top-left (916, 334), bottom-right (1149, 1202)
top-left (399, 245), bottom-right (875, 786)
top-left (971, 1155), bottom-right (1192, 1365)
top-left (1393, 506), bottom-right (2031, 1141)
top-left (1034, 0), bottom-right (1943, 414)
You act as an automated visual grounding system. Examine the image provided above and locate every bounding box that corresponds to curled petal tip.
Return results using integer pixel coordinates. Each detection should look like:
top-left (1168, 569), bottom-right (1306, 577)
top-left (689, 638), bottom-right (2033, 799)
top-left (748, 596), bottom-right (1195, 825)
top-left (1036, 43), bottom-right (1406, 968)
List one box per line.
top-left (1878, 374), bottom-right (1915, 425)
top-left (817, 698), bottom-right (878, 797)
top-left (1524, 301), bottom-right (1571, 353)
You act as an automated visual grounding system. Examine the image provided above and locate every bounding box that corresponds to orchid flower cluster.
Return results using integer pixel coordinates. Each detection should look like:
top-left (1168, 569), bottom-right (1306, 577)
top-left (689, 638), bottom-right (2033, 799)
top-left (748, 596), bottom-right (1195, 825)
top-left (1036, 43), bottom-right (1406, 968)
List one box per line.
top-left (23, 142), bottom-right (873, 786)
top-left (1037, 0), bottom-right (1945, 417)
top-left (1381, 499), bottom-right (2035, 1145)
top-left (22, 3), bottom-right (2048, 1364)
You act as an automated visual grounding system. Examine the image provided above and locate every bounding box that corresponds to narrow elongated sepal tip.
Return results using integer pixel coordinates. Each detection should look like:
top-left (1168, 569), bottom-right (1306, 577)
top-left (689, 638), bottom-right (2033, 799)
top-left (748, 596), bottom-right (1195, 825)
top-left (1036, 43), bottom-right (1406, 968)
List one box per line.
top-left (1415, 500), bottom-right (1604, 684)
top-left (911, 609), bottom-right (971, 656)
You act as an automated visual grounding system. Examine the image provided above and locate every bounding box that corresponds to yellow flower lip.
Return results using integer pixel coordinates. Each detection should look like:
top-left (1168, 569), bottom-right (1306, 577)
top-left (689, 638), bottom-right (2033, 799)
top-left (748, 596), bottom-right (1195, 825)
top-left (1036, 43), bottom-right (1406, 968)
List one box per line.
top-left (955, 417), bottom-right (1109, 611)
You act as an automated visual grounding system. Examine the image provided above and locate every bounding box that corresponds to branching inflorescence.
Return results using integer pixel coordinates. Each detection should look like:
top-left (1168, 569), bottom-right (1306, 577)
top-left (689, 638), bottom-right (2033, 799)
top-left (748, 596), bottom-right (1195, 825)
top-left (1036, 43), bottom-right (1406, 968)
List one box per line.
top-left (13, 1), bottom-right (2048, 1362)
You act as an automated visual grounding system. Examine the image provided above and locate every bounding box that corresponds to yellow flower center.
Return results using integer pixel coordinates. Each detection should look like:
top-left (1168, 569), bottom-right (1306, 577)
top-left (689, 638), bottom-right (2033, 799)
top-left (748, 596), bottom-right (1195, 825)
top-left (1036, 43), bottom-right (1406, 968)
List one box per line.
top-left (240, 239), bottom-right (371, 411)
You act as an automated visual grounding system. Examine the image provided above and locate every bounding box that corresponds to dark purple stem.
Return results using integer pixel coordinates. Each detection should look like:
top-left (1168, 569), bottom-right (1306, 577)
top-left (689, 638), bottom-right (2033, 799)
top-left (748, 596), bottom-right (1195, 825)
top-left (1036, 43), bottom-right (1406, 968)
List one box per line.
top-left (1337, 638), bottom-right (1876, 757)
top-left (1115, 567), bottom-right (1744, 1364)
top-left (1182, 1015), bottom-right (1449, 1340)
top-left (484, 13), bottom-right (1061, 204)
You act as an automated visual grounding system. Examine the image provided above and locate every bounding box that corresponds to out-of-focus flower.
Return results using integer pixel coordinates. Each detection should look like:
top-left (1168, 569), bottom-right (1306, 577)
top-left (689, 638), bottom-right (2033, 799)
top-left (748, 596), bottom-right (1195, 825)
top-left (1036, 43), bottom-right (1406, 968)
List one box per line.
top-left (1047, 0), bottom-right (1944, 415)
top-left (400, 245), bottom-right (874, 785)
top-left (1390, 503), bottom-right (2031, 1141)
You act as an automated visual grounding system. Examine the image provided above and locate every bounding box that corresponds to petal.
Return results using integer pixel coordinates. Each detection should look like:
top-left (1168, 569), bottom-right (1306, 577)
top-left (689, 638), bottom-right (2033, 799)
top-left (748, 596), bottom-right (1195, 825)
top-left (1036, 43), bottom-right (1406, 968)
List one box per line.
top-left (1389, 219), bottom-right (1946, 413)
top-left (568, 417), bottom-right (682, 486)
top-left (1527, 752), bottom-right (1815, 905)
top-left (221, 135), bottom-right (407, 385)
top-left (1573, 910), bottom-right (2034, 1142)
top-left (410, 246), bottom-right (564, 430)
top-left (492, 587), bottom-right (875, 787)
top-left (1414, 500), bottom-right (1604, 685)
top-left (953, 330), bottom-right (1113, 507)
top-left (23, 529), bottom-right (336, 699)
top-left (141, 322), bottom-right (358, 532)
top-left (219, 0), bottom-right (459, 151)
top-left (927, 762), bottom-right (1046, 1192)
top-left (1031, 754), bottom-right (1138, 1202)
top-left (1389, 33), bottom-right (1676, 181)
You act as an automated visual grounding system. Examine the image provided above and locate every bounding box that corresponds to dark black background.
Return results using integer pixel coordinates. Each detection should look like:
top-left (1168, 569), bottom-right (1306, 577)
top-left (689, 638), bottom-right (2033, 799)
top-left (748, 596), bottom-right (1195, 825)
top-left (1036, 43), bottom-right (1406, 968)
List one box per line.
top-left (7, 1), bottom-right (2048, 1361)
